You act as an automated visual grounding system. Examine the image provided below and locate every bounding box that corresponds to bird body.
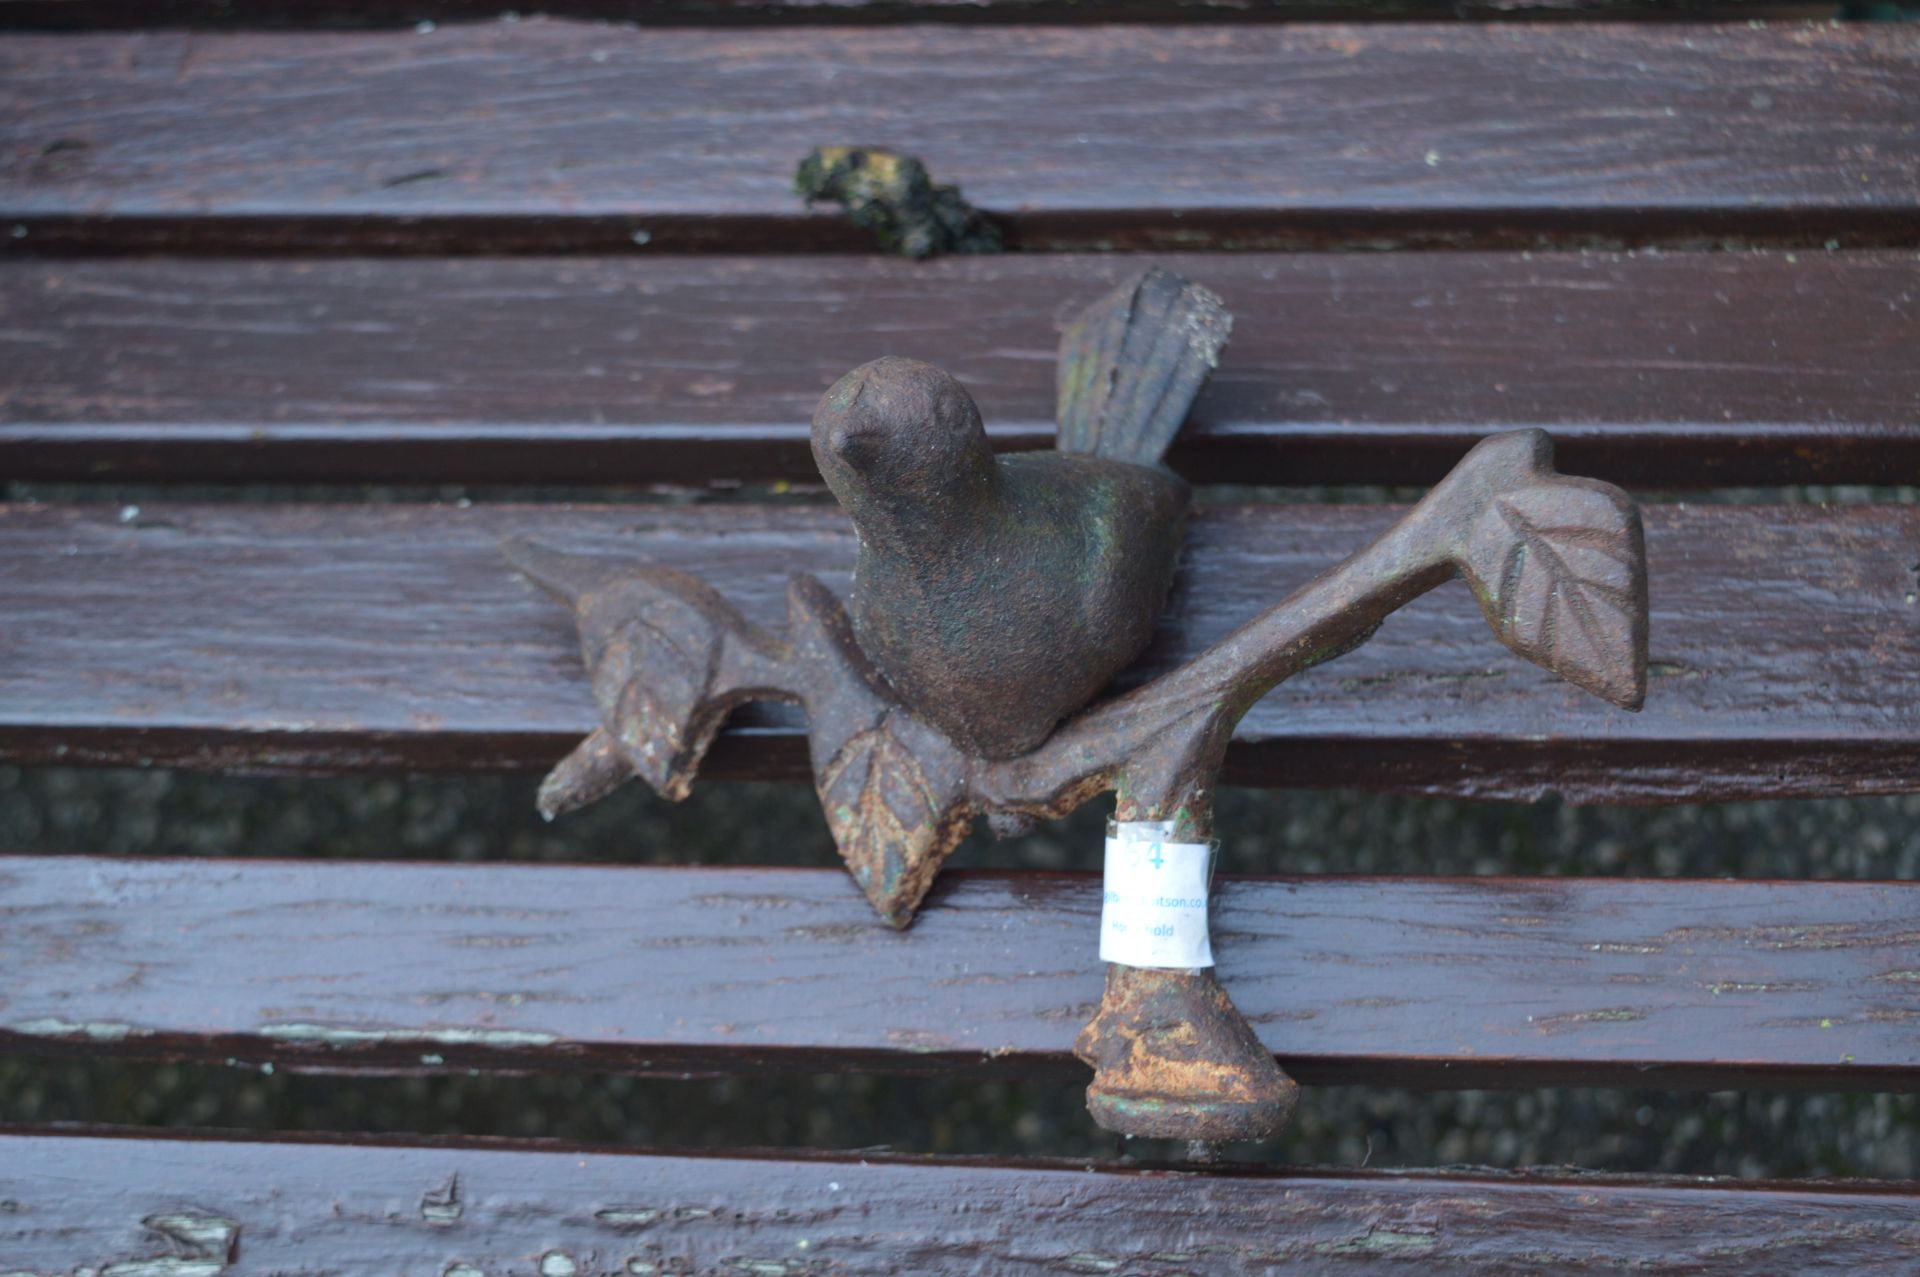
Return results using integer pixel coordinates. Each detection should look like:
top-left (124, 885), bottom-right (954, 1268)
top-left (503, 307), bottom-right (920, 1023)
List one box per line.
top-left (844, 447), bottom-right (1187, 759)
top-left (811, 269), bottom-right (1230, 760)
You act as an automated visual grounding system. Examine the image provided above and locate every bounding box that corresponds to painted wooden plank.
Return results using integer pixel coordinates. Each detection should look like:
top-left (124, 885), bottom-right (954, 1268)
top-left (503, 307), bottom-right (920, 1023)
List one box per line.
top-left (0, 0), bottom-right (1846, 29)
top-left (4, 857), bottom-right (1918, 1089)
top-left (5, 23), bottom-right (1918, 251)
top-left (5, 1130), bottom-right (1920, 1275)
top-left (7, 251), bottom-right (1918, 487)
top-left (2, 500), bottom-right (1915, 801)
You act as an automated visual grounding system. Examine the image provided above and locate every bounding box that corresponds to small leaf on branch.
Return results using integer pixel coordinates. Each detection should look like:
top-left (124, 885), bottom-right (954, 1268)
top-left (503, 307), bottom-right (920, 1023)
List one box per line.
top-left (787, 575), bottom-right (974, 927)
top-left (817, 711), bottom-right (972, 927)
top-left (1459, 480), bottom-right (1648, 711)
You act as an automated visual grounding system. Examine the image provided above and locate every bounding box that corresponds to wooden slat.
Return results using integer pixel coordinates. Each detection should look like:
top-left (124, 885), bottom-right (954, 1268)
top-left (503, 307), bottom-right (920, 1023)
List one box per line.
top-left (4, 22), bottom-right (1918, 252)
top-left (6, 1130), bottom-right (1920, 1274)
top-left (3, 501), bottom-right (1916, 802)
top-left (5, 857), bottom-right (1918, 1090)
top-left (0, 0), bottom-right (1851, 30)
top-left (7, 252), bottom-right (1919, 488)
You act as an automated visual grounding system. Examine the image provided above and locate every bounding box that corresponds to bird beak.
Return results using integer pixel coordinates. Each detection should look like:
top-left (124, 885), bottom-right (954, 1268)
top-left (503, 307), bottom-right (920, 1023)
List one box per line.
top-left (825, 423), bottom-right (884, 472)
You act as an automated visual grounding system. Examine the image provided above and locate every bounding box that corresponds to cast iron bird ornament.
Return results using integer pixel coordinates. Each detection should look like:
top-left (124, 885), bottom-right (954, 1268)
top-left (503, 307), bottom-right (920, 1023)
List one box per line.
top-left (811, 269), bottom-right (1227, 758)
top-left (507, 266), bottom-right (1650, 1146)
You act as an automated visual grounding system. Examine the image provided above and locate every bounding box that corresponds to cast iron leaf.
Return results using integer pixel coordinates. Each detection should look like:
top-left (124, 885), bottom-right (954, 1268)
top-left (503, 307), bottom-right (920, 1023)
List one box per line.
top-left (786, 574), bottom-right (974, 927)
top-left (818, 712), bottom-right (968, 926)
top-left (1458, 479), bottom-right (1648, 710)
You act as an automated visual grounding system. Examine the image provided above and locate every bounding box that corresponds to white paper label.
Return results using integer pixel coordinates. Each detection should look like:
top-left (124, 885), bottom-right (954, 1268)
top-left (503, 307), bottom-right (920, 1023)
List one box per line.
top-left (1099, 822), bottom-right (1214, 969)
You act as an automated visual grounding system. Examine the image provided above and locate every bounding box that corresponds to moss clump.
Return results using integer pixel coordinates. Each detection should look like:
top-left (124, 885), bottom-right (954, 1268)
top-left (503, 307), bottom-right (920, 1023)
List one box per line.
top-left (795, 146), bottom-right (1003, 259)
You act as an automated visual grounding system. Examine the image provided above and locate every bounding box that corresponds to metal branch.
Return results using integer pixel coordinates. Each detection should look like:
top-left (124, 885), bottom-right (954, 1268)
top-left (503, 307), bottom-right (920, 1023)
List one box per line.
top-left (973, 428), bottom-right (1643, 826)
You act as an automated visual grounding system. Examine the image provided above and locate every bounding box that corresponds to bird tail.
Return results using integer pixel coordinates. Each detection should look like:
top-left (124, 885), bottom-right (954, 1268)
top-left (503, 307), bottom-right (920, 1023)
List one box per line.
top-left (1054, 266), bottom-right (1231, 467)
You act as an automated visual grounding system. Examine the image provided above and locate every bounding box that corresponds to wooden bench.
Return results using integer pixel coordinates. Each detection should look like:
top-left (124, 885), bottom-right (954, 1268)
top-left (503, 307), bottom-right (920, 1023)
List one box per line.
top-left (3, 6), bottom-right (1919, 1272)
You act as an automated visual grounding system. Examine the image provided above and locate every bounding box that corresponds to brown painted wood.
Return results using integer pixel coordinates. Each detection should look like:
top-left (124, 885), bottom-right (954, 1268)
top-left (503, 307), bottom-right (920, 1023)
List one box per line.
top-left (6, 1129), bottom-right (1920, 1274)
top-left (4, 857), bottom-right (1918, 1090)
top-left (0, 0), bottom-right (1844, 30)
top-left (5, 23), bottom-right (1918, 253)
top-left (7, 251), bottom-right (1919, 488)
top-left (2, 501), bottom-right (1916, 801)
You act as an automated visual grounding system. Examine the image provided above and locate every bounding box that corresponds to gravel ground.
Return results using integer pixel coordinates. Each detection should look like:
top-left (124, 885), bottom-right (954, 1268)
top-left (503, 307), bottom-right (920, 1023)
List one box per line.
top-left (3, 765), bottom-right (1914, 1178)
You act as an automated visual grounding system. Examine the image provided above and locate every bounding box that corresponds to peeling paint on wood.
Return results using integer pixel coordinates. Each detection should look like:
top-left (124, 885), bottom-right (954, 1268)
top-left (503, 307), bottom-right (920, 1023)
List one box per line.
top-left (5, 1133), bottom-right (1920, 1275)
top-left (420, 1175), bottom-right (462, 1225)
top-left (9, 1018), bottom-right (148, 1043)
top-left (256, 1023), bottom-right (559, 1050)
top-left (9, 1211), bottom-right (244, 1277)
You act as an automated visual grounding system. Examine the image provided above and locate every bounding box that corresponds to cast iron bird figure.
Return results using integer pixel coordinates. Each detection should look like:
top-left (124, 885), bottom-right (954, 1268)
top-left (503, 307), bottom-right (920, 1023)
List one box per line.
top-left (810, 268), bottom-right (1231, 759)
top-left (511, 266), bottom-right (1649, 1146)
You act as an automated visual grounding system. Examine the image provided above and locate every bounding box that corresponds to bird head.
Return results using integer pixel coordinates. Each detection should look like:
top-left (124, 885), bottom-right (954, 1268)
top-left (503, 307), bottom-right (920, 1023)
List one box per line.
top-left (811, 356), bottom-right (996, 543)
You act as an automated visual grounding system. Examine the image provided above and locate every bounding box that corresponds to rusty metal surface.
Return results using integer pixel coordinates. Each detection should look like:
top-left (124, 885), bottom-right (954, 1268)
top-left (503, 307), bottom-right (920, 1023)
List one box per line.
top-left (1075, 963), bottom-right (1301, 1143)
top-left (510, 272), bottom-right (1650, 1140)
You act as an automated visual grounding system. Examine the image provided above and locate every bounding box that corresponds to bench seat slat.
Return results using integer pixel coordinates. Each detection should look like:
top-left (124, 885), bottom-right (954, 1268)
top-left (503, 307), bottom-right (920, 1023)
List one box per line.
top-left (4, 858), bottom-right (1917, 1090)
top-left (1, 501), bottom-right (1915, 802)
top-left (6, 252), bottom-right (1918, 488)
top-left (4, 22), bottom-right (1918, 252)
top-left (5, 1129), bottom-right (1920, 1274)
top-left (0, 0), bottom-right (1859, 27)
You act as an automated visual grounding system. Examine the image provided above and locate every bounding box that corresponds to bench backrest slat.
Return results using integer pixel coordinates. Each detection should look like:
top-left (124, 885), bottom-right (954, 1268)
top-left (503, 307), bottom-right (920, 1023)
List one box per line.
top-left (5, 24), bottom-right (1918, 253)
top-left (5, 252), bottom-right (1917, 488)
